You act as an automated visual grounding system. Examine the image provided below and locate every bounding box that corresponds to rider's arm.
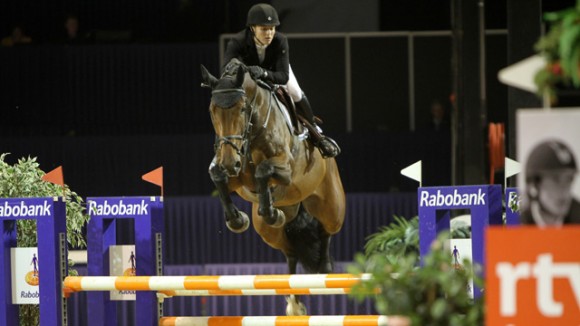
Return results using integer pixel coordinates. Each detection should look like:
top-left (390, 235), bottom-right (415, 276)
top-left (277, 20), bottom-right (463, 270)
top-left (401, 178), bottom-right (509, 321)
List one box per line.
top-left (262, 35), bottom-right (289, 85)
top-left (223, 32), bottom-right (246, 73)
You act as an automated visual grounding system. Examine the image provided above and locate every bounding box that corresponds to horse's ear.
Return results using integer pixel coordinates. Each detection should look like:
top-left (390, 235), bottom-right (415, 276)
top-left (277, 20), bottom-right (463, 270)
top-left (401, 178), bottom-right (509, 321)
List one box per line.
top-left (235, 65), bottom-right (245, 87)
top-left (200, 65), bottom-right (218, 89)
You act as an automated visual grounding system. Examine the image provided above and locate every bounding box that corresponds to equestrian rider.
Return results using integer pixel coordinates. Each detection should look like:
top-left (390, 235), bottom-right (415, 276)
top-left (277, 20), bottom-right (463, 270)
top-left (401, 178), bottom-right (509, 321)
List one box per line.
top-left (223, 3), bottom-right (340, 158)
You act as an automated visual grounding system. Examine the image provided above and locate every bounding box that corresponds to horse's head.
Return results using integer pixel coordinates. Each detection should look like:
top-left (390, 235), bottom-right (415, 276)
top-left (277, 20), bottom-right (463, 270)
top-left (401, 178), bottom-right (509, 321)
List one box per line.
top-left (201, 60), bottom-right (251, 177)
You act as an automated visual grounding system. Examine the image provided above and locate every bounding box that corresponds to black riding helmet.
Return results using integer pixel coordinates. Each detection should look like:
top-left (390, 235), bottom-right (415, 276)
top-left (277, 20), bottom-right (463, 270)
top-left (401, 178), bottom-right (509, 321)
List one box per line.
top-left (525, 140), bottom-right (577, 183)
top-left (247, 3), bottom-right (280, 26)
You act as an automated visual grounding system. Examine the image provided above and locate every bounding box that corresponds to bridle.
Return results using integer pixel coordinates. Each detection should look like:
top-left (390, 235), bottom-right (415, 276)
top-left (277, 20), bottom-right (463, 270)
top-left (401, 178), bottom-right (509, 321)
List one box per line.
top-left (211, 80), bottom-right (275, 172)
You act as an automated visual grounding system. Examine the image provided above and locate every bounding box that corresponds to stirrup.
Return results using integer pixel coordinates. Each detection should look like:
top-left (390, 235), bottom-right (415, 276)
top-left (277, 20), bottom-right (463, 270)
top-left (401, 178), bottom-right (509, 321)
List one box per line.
top-left (317, 137), bottom-right (341, 158)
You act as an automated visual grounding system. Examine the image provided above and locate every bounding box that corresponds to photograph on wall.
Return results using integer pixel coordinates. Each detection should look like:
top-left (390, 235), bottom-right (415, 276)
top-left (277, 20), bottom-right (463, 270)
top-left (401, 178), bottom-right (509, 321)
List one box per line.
top-left (516, 108), bottom-right (580, 226)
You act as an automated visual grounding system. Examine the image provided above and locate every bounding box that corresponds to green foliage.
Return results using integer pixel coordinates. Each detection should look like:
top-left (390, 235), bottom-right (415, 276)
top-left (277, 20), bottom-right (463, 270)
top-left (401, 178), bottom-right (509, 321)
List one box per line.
top-left (350, 217), bottom-right (481, 325)
top-left (535, 0), bottom-right (580, 100)
top-left (0, 154), bottom-right (89, 248)
top-left (363, 216), bottom-right (419, 264)
top-left (0, 153), bottom-right (89, 325)
top-left (508, 193), bottom-right (520, 213)
top-left (363, 216), bottom-right (471, 263)
top-left (349, 232), bottom-right (484, 326)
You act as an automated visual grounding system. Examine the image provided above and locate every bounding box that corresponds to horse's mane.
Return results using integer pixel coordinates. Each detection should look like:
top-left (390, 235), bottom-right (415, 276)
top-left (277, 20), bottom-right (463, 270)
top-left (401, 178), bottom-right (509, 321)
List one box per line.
top-left (223, 58), bottom-right (271, 92)
top-left (222, 58), bottom-right (247, 77)
top-left (210, 59), bottom-right (250, 109)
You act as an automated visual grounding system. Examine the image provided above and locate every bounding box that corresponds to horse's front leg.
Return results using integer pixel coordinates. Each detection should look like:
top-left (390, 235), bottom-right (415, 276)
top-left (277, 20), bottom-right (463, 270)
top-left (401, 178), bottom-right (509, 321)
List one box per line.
top-left (209, 158), bottom-right (250, 233)
top-left (255, 161), bottom-right (285, 227)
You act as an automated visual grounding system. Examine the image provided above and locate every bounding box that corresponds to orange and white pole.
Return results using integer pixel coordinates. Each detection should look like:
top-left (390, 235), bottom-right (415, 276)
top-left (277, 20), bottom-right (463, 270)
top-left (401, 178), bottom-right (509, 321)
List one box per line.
top-left (158, 315), bottom-right (389, 326)
top-left (158, 287), bottom-right (353, 297)
top-left (63, 273), bottom-right (371, 293)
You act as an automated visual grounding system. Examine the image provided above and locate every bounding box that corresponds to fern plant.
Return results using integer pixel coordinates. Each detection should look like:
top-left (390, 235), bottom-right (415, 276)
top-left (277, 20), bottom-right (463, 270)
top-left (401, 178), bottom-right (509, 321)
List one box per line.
top-left (363, 216), bottom-right (470, 264)
top-left (350, 232), bottom-right (484, 326)
top-left (363, 216), bottom-right (419, 264)
top-left (0, 153), bottom-right (90, 325)
top-left (350, 216), bottom-right (481, 325)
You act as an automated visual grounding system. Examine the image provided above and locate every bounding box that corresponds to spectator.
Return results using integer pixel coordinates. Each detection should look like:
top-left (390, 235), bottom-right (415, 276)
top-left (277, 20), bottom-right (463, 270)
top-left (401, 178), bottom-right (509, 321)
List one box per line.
top-left (422, 99), bottom-right (450, 132)
top-left (1, 24), bottom-right (32, 47)
top-left (62, 14), bottom-right (91, 44)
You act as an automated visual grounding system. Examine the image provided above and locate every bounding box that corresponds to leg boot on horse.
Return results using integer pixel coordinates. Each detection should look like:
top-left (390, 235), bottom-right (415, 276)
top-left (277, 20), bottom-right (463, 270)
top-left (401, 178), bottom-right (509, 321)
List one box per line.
top-left (209, 157), bottom-right (250, 233)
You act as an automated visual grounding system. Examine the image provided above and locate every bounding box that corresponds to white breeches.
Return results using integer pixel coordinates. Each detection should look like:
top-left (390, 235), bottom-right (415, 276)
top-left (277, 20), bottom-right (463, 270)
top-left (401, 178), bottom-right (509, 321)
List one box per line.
top-left (286, 65), bottom-right (303, 102)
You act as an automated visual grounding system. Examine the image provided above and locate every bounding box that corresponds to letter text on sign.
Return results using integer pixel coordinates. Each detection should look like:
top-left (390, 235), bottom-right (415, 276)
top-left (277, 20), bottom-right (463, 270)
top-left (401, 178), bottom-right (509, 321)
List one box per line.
top-left (486, 226), bottom-right (580, 325)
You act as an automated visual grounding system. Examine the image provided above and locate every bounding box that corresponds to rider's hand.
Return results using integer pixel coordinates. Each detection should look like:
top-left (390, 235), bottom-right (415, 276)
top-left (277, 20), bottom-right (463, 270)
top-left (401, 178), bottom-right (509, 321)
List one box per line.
top-left (248, 66), bottom-right (266, 80)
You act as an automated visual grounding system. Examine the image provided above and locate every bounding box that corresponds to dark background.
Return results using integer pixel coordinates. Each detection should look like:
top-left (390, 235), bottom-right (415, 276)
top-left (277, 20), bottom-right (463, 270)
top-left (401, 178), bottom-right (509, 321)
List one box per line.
top-left (2, 0), bottom-right (574, 43)
top-left (0, 0), bottom-right (575, 197)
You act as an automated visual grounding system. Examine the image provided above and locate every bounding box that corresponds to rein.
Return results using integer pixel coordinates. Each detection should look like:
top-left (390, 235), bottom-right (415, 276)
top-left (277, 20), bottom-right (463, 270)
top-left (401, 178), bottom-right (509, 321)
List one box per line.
top-left (213, 85), bottom-right (273, 171)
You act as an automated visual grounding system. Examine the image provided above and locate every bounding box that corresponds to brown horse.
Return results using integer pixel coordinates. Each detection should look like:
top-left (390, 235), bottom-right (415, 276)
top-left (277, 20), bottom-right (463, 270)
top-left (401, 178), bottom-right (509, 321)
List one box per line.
top-left (201, 59), bottom-right (345, 315)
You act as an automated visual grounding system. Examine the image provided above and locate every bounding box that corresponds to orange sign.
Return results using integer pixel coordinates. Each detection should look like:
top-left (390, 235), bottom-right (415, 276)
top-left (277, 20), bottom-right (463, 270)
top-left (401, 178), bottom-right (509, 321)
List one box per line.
top-left (486, 226), bottom-right (580, 325)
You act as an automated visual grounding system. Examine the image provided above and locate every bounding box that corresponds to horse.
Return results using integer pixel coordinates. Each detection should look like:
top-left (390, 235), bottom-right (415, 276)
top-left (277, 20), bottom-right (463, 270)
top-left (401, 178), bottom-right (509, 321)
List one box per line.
top-left (200, 59), bottom-right (346, 315)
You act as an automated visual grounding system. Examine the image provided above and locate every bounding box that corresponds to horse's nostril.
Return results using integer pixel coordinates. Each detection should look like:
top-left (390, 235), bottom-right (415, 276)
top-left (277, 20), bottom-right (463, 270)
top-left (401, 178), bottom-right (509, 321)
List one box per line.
top-left (234, 161), bottom-right (242, 169)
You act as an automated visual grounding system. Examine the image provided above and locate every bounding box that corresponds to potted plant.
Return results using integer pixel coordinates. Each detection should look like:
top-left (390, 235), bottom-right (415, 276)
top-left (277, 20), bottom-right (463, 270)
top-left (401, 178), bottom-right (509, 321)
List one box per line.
top-left (534, 0), bottom-right (580, 102)
top-left (348, 216), bottom-right (483, 326)
top-left (0, 154), bottom-right (90, 325)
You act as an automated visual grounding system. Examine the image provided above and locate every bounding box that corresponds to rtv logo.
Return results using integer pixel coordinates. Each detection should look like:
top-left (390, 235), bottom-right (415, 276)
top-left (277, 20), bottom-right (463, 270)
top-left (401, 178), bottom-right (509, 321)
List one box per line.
top-left (496, 253), bottom-right (580, 317)
top-left (486, 226), bottom-right (580, 325)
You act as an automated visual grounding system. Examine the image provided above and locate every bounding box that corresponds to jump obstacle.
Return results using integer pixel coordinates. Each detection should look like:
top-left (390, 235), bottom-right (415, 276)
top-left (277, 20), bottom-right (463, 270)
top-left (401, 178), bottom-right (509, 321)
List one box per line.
top-left (0, 196), bottom-right (382, 326)
top-left (62, 273), bottom-right (383, 325)
top-left (3, 184), bottom-right (513, 325)
top-left (157, 288), bottom-right (354, 298)
top-left (63, 273), bottom-right (371, 292)
top-left (158, 315), bottom-right (389, 326)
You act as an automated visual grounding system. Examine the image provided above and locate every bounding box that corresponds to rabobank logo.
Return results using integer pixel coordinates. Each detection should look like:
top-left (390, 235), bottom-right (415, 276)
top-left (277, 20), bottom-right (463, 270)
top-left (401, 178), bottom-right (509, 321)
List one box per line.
top-left (89, 199), bottom-right (149, 216)
top-left (419, 189), bottom-right (486, 207)
top-left (25, 253), bottom-right (39, 286)
top-left (0, 200), bottom-right (51, 217)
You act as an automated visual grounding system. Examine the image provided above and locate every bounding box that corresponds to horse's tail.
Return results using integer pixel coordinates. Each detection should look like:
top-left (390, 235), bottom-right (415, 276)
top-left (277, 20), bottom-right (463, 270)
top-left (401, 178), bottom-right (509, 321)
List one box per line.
top-left (284, 205), bottom-right (325, 274)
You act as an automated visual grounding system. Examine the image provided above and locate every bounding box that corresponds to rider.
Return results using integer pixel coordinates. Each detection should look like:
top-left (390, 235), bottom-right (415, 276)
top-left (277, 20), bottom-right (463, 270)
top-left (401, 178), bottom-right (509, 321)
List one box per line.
top-left (223, 3), bottom-right (340, 158)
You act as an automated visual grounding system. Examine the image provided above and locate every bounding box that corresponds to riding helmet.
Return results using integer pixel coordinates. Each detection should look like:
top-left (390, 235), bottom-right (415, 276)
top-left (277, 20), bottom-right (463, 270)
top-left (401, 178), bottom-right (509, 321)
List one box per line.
top-left (247, 4), bottom-right (280, 26)
top-left (525, 140), bottom-right (577, 181)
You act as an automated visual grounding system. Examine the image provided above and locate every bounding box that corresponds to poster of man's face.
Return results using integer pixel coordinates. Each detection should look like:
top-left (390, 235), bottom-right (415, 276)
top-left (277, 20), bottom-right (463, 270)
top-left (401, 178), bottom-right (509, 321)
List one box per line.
top-left (517, 109), bottom-right (580, 226)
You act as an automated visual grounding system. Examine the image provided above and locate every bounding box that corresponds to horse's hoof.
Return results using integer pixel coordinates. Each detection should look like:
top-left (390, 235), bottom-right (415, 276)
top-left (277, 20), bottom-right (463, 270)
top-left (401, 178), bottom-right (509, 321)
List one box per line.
top-left (285, 295), bottom-right (307, 316)
top-left (319, 259), bottom-right (334, 273)
top-left (266, 208), bottom-right (285, 228)
top-left (226, 211), bottom-right (250, 233)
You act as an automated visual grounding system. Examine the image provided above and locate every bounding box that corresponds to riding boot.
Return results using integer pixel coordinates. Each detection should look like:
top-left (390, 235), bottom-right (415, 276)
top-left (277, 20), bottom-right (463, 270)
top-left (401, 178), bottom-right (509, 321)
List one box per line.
top-left (294, 94), bottom-right (341, 158)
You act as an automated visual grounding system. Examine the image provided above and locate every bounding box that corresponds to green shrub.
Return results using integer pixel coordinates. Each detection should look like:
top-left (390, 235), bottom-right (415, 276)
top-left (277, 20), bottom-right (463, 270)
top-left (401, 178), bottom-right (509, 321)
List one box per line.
top-left (0, 153), bottom-right (89, 325)
top-left (349, 217), bottom-right (483, 326)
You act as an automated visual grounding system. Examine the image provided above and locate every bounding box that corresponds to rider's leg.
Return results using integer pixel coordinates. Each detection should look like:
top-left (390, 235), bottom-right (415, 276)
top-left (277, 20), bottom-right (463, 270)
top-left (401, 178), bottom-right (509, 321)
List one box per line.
top-left (287, 66), bottom-right (340, 158)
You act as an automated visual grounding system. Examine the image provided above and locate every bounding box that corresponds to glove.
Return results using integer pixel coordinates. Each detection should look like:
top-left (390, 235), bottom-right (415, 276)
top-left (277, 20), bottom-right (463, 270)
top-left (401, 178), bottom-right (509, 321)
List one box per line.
top-left (248, 66), bottom-right (266, 80)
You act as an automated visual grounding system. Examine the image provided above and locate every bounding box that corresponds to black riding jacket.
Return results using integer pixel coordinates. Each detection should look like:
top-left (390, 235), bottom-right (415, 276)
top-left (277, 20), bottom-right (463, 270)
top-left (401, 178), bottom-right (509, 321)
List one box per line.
top-left (223, 29), bottom-right (289, 85)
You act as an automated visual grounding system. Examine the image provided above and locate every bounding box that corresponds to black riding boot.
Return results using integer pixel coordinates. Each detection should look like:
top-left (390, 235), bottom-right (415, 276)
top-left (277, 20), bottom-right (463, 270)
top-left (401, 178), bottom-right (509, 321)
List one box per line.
top-left (294, 94), bottom-right (340, 158)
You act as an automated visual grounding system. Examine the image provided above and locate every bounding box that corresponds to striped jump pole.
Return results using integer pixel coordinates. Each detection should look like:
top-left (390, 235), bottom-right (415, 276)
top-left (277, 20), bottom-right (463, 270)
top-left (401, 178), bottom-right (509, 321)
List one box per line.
top-left (158, 315), bottom-right (389, 326)
top-left (64, 273), bottom-right (372, 293)
top-left (157, 288), bottom-right (353, 298)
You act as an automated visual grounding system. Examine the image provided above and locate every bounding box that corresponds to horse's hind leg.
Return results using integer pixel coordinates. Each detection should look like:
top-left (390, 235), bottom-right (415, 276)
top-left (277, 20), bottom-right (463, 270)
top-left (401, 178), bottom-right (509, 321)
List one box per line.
top-left (318, 232), bottom-right (333, 273)
top-left (209, 159), bottom-right (249, 233)
top-left (285, 255), bottom-right (307, 316)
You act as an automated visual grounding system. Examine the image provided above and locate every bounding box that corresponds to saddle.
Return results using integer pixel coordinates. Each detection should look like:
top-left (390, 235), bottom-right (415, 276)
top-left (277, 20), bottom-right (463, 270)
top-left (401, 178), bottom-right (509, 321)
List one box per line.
top-left (273, 87), bottom-right (303, 136)
top-left (273, 87), bottom-right (323, 136)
